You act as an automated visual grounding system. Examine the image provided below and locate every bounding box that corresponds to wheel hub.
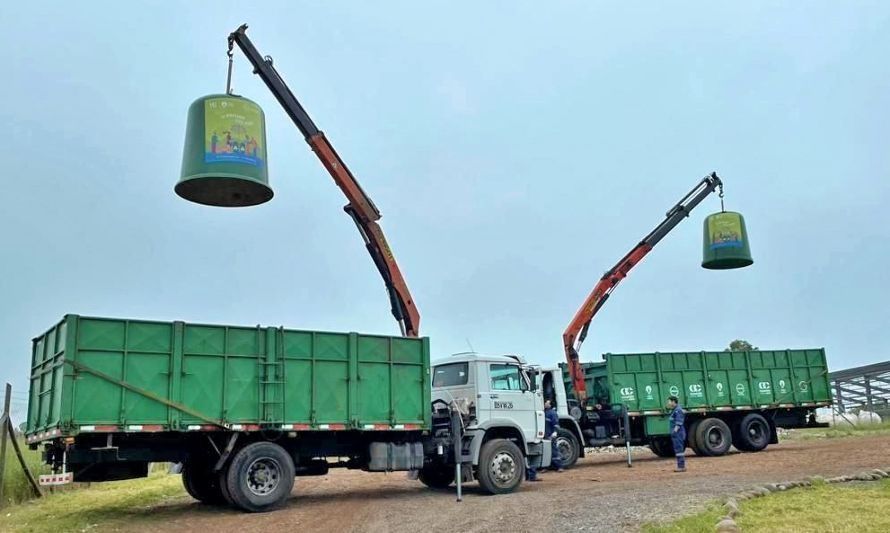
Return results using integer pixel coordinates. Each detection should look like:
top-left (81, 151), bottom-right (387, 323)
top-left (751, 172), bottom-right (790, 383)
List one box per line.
top-left (707, 427), bottom-right (724, 447)
top-left (489, 451), bottom-right (517, 485)
top-left (556, 437), bottom-right (573, 462)
top-left (748, 422), bottom-right (765, 441)
top-left (246, 458), bottom-right (281, 496)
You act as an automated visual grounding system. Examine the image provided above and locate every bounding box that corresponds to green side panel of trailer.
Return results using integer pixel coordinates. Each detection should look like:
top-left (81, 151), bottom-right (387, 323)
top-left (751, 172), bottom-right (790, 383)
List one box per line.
top-left (560, 348), bottom-right (831, 418)
top-left (645, 415), bottom-right (670, 435)
top-left (26, 315), bottom-right (431, 436)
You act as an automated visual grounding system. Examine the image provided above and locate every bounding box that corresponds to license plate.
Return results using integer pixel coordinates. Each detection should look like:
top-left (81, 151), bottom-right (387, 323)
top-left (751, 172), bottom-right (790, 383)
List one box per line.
top-left (39, 472), bottom-right (73, 486)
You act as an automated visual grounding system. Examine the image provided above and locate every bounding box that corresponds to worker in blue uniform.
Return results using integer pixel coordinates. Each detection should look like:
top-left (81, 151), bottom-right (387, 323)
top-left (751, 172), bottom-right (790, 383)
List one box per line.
top-left (544, 400), bottom-right (564, 472)
top-left (526, 461), bottom-right (540, 482)
top-left (667, 395), bottom-right (686, 472)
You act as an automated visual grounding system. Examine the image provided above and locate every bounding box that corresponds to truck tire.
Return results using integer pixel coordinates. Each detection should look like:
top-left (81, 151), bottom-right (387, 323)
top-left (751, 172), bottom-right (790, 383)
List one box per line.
top-left (555, 428), bottom-right (580, 468)
top-left (182, 461), bottom-right (226, 505)
top-left (687, 419), bottom-right (704, 456)
top-left (734, 413), bottom-right (770, 452)
top-left (477, 439), bottom-right (524, 495)
top-left (222, 441), bottom-right (295, 512)
top-left (649, 437), bottom-right (675, 458)
top-left (218, 467), bottom-right (235, 506)
top-left (694, 418), bottom-right (732, 457)
top-left (419, 464), bottom-right (454, 489)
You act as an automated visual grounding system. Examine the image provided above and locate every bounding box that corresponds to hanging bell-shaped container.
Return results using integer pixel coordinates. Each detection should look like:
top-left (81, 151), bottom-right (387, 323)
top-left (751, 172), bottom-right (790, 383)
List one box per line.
top-left (702, 211), bottom-right (753, 270)
top-left (176, 94), bottom-right (273, 207)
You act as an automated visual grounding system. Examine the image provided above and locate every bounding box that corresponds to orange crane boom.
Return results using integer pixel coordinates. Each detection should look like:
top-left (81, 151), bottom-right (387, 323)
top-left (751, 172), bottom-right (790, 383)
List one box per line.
top-left (563, 173), bottom-right (723, 401)
top-left (229, 24), bottom-right (419, 337)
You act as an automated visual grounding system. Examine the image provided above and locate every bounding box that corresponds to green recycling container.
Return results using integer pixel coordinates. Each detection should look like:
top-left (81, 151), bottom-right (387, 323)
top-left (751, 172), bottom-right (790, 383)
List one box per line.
top-left (176, 94), bottom-right (273, 207)
top-left (702, 211), bottom-right (753, 269)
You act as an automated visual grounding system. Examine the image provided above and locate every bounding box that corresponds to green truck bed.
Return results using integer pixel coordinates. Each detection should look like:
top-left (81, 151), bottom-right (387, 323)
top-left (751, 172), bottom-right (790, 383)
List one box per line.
top-left (561, 348), bottom-right (831, 414)
top-left (26, 315), bottom-right (431, 442)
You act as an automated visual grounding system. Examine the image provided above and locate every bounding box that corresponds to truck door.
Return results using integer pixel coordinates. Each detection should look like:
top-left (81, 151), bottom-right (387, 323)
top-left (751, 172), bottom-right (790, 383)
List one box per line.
top-left (481, 363), bottom-right (542, 441)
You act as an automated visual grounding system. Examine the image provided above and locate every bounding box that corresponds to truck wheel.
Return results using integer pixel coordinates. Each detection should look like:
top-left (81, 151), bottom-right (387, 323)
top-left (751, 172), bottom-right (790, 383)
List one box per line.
top-left (687, 419), bottom-right (704, 456)
top-left (555, 428), bottom-right (580, 468)
top-left (649, 437), bottom-right (675, 458)
top-left (223, 442), bottom-right (295, 512)
top-left (477, 439), bottom-right (524, 495)
top-left (734, 413), bottom-right (770, 452)
top-left (218, 466), bottom-right (235, 506)
top-left (694, 418), bottom-right (732, 456)
top-left (182, 461), bottom-right (226, 505)
top-left (419, 464), bottom-right (454, 489)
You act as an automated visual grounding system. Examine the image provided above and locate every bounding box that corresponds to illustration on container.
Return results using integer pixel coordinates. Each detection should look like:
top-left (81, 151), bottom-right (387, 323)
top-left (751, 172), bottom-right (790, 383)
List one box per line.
top-left (204, 98), bottom-right (265, 166)
top-left (707, 212), bottom-right (744, 250)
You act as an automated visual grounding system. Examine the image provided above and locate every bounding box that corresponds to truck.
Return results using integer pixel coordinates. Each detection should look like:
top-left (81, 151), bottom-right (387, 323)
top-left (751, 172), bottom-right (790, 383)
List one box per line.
top-left (26, 26), bottom-right (553, 512)
top-left (547, 172), bottom-right (830, 466)
top-left (26, 315), bottom-right (550, 511)
top-left (538, 348), bottom-right (831, 466)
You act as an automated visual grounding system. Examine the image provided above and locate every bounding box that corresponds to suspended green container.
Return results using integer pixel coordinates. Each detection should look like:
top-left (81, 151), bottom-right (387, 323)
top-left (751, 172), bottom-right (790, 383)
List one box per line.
top-left (176, 94), bottom-right (273, 207)
top-left (702, 211), bottom-right (753, 270)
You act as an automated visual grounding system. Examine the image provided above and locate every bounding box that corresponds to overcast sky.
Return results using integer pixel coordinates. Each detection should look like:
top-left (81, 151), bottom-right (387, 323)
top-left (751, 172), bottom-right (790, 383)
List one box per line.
top-left (2, 2), bottom-right (888, 422)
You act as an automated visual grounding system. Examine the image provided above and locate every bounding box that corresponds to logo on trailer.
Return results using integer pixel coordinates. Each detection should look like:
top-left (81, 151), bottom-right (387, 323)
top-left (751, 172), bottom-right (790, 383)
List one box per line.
top-left (735, 383), bottom-right (746, 396)
top-left (758, 381), bottom-right (772, 395)
top-left (644, 385), bottom-right (654, 399)
top-left (778, 379), bottom-right (787, 393)
top-left (715, 382), bottom-right (725, 396)
top-left (799, 381), bottom-right (809, 392)
top-left (688, 384), bottom-right (704, 398)
top-left (669, 385), bottom-right (680, 397)
top-left (620, 387), bottom-right (635, 400)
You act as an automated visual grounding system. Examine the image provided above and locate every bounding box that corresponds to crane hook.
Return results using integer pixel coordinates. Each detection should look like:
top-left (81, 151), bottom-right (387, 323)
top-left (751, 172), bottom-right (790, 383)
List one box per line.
top-left (225, 36), bottom-right (235, 95)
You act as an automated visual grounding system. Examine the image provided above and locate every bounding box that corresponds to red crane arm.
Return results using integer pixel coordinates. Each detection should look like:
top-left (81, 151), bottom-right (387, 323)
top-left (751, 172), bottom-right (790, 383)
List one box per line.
top-left (308, 135), bottom-right (420, 337)
top-left (229, 24), bottom-right (419, 337)
top-left (563, 173), bottom-right (723, 401)
top-left (563, 244), bottom-right (654, 401)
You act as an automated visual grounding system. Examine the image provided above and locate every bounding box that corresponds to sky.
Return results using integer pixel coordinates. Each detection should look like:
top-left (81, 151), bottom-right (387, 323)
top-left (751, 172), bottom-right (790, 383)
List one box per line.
top-left (1, 2), bottom-right (889, 423)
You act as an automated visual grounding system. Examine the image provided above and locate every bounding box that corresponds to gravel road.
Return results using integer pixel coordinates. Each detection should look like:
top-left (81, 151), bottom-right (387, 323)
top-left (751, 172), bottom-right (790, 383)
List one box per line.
top-left (125, 435), bottom-right (890, 533)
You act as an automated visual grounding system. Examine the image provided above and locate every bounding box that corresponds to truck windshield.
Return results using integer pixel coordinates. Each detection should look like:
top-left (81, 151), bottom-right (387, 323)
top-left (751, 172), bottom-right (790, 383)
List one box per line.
top-left (433, 362), bottom-right (469, 387)
top-left (490, 364), bottom-right (527, 391)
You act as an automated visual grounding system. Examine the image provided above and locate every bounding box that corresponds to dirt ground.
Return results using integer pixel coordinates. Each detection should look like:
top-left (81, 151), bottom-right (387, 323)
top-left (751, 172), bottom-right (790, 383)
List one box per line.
top-left (128, 435), bottom-right (890, 533)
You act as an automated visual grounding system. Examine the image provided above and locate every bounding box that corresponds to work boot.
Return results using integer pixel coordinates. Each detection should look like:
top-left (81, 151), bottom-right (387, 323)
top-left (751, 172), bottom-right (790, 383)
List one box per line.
top-left (673, 467), bottom-right (687, 473)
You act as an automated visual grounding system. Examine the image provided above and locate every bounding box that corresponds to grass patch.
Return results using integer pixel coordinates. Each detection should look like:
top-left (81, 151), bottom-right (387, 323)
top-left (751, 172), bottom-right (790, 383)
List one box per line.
top-left (784, 421), bottom-right (890, 441)
top-left (640, 504), bottom-right (724, 533)
top-left (645, 478), bottom-right (890, 533)
top-left (0, 471), bottom-right (186, 533)
top-left (734, 479), bottom-right (890, 532)
top-left (1, 439), bottom-right (50, 507)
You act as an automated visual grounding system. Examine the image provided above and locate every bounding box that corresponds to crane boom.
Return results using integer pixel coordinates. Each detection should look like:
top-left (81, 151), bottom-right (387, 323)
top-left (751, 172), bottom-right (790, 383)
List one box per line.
top-left (228, 24), bottom-right (420, 337)
top-left (563, 173), bottom-right (723, 401)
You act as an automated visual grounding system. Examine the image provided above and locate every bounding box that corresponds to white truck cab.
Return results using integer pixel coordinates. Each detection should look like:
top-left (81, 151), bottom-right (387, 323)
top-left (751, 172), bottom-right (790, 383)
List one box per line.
top-left (426, 353), bottom-right (551, 493)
